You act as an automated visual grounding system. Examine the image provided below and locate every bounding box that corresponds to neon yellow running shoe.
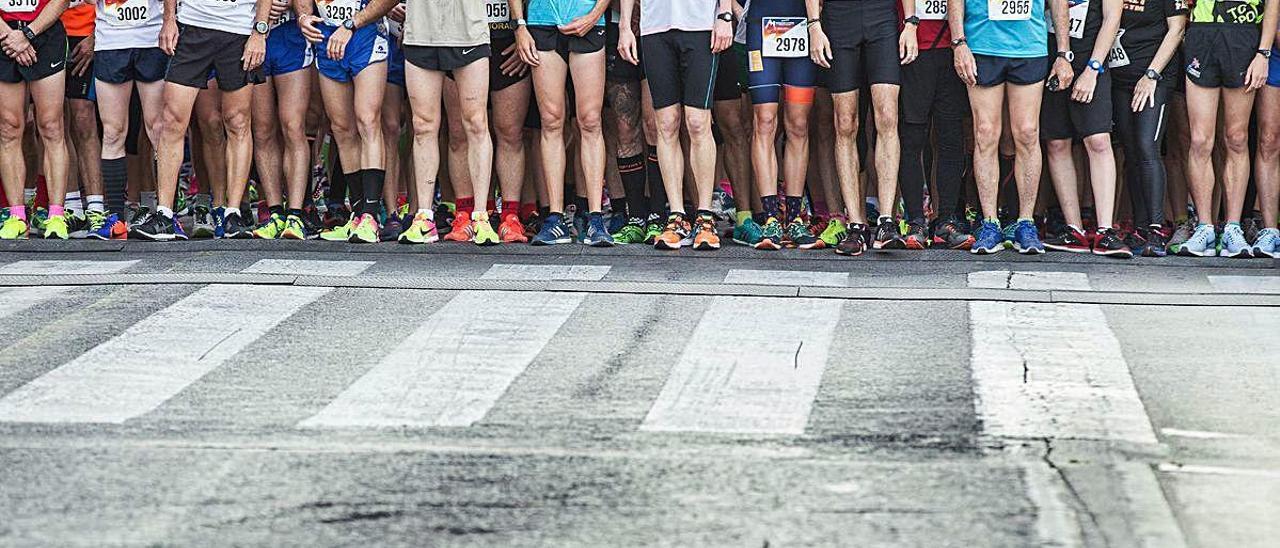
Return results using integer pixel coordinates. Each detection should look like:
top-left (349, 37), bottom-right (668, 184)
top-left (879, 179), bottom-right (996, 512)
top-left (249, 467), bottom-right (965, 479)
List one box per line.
top-left (320, 216), bottom-right (354, 241)
top-left (253, 212), bottom-right (285, 239)
top-left (42, 214), bottom-right (69, 239)
top-left (473, 216), bottom-right (499, 246)
top-left (819, 218), bottom-right (847, 247)
top-left (349, 213), bottom-right (380, 243)
top-left (398, 212), bottom-right (439, 244)
top-left (0, 215), bottom-right (28, 239)
top-left (281, 214), bottom-right (309, 240)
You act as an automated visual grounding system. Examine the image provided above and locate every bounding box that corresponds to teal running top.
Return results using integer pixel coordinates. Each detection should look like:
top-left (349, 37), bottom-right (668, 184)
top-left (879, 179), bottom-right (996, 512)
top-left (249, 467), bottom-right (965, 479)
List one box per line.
top-left (964, 0), bottom-right (1050, 58)
top-left (526, 0), bottom-right (606, 27)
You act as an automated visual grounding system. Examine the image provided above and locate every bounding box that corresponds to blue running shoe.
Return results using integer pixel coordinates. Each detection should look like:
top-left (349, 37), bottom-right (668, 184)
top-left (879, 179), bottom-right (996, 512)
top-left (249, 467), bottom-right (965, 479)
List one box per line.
top-left (584, 213), bottom-right (615, 247)
top-left (532, 213), bottom-right (573, 246)
top-left (1012, 219), bottom-right (1045, 254)
top-left (1177, 224), bottom-right (1218, 257)
top-left (1252, 227), bottom-right (1280, 258)
top-left (1001, 221), bottom-right (1017, 249)
top-left (212, 207), bottom-right (227, 239)
top-left (1219, 223), bottom-right (1252, 258)
top-left (173, 216), bottom-right (189, 240)
top-left (971, 220), bottom-right (1004, 255)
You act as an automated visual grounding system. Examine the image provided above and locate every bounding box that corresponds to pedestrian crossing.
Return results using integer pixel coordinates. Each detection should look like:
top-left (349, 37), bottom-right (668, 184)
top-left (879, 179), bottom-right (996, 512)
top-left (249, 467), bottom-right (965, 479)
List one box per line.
top-left (0, 259), bottom-right (1263, 446)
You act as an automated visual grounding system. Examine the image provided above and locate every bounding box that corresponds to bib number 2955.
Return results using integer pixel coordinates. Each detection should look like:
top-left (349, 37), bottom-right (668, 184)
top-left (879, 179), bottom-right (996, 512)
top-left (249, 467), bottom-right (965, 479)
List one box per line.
top-left (989, 0), bottom-right (1032, 20)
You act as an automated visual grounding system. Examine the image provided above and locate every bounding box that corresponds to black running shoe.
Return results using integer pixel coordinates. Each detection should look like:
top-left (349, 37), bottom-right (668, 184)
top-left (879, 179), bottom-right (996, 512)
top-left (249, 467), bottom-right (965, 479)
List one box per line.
top-left (1093, 228), bottom-right (1134, 258)
top-left (903, 219), bottom-right (929, 250)
top-left (223, 212), bottom-right (252, 239)
top-left (302, 206), bottom-right (326, 235)
top-left (1140, 227), bottom-right (1168, 257)
top-left (872, 217), bottom-right (905, 250)
top-left (835, 223), bottom-right (868, 256)
top-left (131, 212), bottom-right (178, 241)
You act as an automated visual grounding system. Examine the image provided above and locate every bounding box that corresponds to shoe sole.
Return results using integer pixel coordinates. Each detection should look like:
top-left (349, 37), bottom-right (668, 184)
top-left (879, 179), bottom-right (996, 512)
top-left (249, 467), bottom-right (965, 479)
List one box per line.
top-left (873, 240), bottom-right (906, 250)
top-left (834, 248), bottom-right (864, 257)
top-left (1014, 245), bottom-right (1046, 255)
top-left (753, 240), bottom-right (781, 250)
top-left (1044, 244), bottom-right (1091, 253)
top-left (971, 245), bottom-right (1003, 255)
top-left (694, 241), bottom-right (721, 250)
top-left (796, 241), bottom-right (825, 250)
top-left (949, 236), bottom-right (975, 250)
top-left (903, 237), bottom-right (928, 250)
top-left (1177, 247), bottom-right (1217, 257)
top-left (1093, 249), bottom-right (1134, 259)
top-left (653, 241), bottom-right (687, 250)
top-left (531, 237), bottom-right (574, 246)
top-left (1221, 249), bottom-right (1253, 259)
top-left (132, 232), bottom-right (175, 242)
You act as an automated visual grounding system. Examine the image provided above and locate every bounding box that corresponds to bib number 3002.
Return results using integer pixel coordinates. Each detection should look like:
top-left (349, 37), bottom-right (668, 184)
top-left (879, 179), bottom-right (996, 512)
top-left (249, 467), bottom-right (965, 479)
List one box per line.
top-left (761, 17), bottom-right (807, 58)
top-left (989, 0), bottom-right (1032, 20)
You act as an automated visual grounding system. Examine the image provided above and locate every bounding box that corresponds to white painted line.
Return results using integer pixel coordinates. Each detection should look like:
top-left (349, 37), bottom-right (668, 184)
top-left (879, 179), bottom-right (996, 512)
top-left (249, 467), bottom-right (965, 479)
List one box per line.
top-left (1023, 462), bottom-right (1085, 548)
top-left (0, 259), bottom-right (140, 275)
top-left (1117, 463), bottom-right (1189, 548)
top-left (1158, 463), bottom-right (1280, 479)
top-left (299, 291), bottom-right (584, 428)
top-left (1207, 276), bottom-right (1280, 294)
top-left (0, 287), bottom-right (70, 321)
top-left (242, 259), bottom-right (374, 277)
top-left (0, 284), bottom-right (330, 423)
top-left (724, 269), bottom-right (849, 287)
top-left (968, 270), bottom-right (1092, 291)
top-left (640, 296), bottom-right (842, 435)
top-left (1161, 428), bottom-right (1249, 440)
top-left (481, 264), bottom-right (611, 281)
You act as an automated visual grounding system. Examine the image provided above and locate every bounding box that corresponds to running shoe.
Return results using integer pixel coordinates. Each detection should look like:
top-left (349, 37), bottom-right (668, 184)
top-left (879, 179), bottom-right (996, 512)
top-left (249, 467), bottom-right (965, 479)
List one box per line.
top-left (733, 216), bottom-right (765, 246)
top-left (1219, 223), bottom-right (1252, 258)
top-left (818, 217), bottom-right (846, 247)
top-left (1166, 218), bottom-right (1196, 255)
top-left (30, 207), bottom-right (47, 235)
top-left (500, 213), bottom-right (530, 243)
top-left (607, 211), bottom-right (627, 234)
top-left (903, 219), bottom-right (929, 250)
top-left (1044, 225), bottom-right (1090, 253)
top-left (1001, 221), bottom-right (1018, 249)
top-left (320, 214), bottom-right (354, 241)
top-left (212, 207), bottom-right (227, 238)
top-left (692, 213), bottom-right (720, 250)
top-left (531, 213), bottom-right (573, 245)
top-left (654, 213), bottom-right (692, 250)
top-left (129, 205), bottom-right (151, 227)
top-left (42, 214), bottom-right (68, 239)
top-left (281, 214), bottom-right (312, 240)
top-left (399, 213), bottom-right (439, 244)
top-left (611, 216), bottom-right (647, 244)
top-left (872, 217), bottom-right (905, 250)
top-left (1122, 229), bottom-right (1147, 253)
top-left (323, 203), bottom-right (350, 229)
top-left (642, 213), bottom-right (664, 244)
top-left (349, 213), bottom-right (380, 243)
top-left (571, 211), bottom-right (589, 242)
top-left (474, 215), bottom-right (500, 246)
top-left (931, 217), bottom-right (974, 250)
top-left (786, 217), bottom-right (823, 250)
top-left (87, 210), bottom-right (118, 240)
top-left (302, 206), bottom-right (326, 235)
top-left (130, 212), bottom-right (179, 241)
top-left (755, 217), bottom-right (784, 250)
top-left (1176, 224), bottom-right (1218, 257)
top-left (522, 210), bottom-right (542, 238)
top-left (67, 214), bottom-right (89, 239)
top-left (584, 214), bottom-right (615, 247)
top-left (443, 214), bottom-right (474, 242)
top-left (1252, 227), bottom-right (1280, 259)
top-left (971, 220), bottom-right (1004, 255)
top-left (1092, 228), bottom-right (1134, 258)
top-left (1244, 216), bottom-right (1262, 245)
top-left (0, 215), bottom-right (28, 239)
top-left (253, 213), bottom-right (286, 239)
top-left (380, 214), bottom-right (405, 242)
top-left (223, 212), bottom-right (252, 239)
top-left (834, 223), bottom-right (867, 256)
top-left (191, 205), bottom-right (216, 238)
top-left (1011, 219), bottom-right (1045, 254)
top-left (1139, 227), bottom-right (1168, 258)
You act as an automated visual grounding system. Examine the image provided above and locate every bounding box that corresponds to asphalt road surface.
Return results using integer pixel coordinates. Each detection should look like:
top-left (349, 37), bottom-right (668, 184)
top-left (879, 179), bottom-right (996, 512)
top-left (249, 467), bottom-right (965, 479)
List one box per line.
top-left (0, 240), bottom-right (1277, 547)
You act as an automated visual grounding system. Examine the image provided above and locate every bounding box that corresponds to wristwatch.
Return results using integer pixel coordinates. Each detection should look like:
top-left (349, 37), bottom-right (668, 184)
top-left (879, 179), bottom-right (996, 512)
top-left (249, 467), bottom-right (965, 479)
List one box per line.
top-left (515, 18), bottom-right (527, 27)
top-left (342, 18), bottom-right (356, 30)
top-left (903, 15), bottom-right (920, 26)
top-left (1144, 68), bottom-right (1163, 81)
top-left (950, 37), bottom-right (966, 48)
top-left (1086, 59), bottom-right (1105, 73)
top-left (1259, 49), bottom-right (1273, 59)
top-left (254, 21), bottom-right (269, 35)
top-left (1057, 50), bottom-right (1075, 63)
top-left (716, 12), bottom-right (733, 23)
top-left (20, 26), bottom-right (36, 42)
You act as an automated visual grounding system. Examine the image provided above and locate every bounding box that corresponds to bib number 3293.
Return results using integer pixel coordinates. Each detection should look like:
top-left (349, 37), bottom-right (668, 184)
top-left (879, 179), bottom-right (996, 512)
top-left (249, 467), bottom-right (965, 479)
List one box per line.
top-left (316, 0), bottom-right (360, 27)
top-left (989, 0), bottom-right (1032, 21)
top-left (762, 17), bottom-right (807, 58)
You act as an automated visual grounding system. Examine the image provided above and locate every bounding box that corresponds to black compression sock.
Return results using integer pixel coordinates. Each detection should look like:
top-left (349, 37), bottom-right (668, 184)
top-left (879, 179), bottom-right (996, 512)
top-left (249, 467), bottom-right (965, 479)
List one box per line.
top-left (785, 195), bottom-right (804, 221)
top-left (361, 168), bottom-right (385, 217)
top-left (101, 157), bottom-right (128, 218)
top-left (347, 170), bottom-right (365, 216)
top-left (645, 145), bottom-right (666, 215)
top-left (761, 195), bottom-right (780, 220)
top-left (618, 153), bottom-right (647, 219)
top-left (269, 204), bottom-right (284, 217)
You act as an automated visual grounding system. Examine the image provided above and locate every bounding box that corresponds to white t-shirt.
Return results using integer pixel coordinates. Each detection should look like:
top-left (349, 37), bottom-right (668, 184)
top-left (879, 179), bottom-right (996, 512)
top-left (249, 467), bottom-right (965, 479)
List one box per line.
top-left (177, 0), bottom-right (257, 36)
top-left (95, 0), bottom-right (164, 50)
top-left (640, 0), bottom-right (716, 36)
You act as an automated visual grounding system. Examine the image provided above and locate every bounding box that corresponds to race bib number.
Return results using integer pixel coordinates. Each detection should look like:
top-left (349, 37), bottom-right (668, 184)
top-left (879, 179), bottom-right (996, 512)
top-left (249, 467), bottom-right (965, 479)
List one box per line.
top-left (1108, 28), bottom-right (1129, 68)
top-left (761, 17), bottom-right (807, 58)
top-left (916, 0), bottom-right (947, 20)
top-left (106, 0), bottom-right (150, 25)
top-left (989, 0), bottom-right (1032, 21)
top-left (315, 0), bottom-right (360, 26)
top-left (1, 0), bottom-right (40, 14)
top-left (486, 0), bottom-right (509, 24)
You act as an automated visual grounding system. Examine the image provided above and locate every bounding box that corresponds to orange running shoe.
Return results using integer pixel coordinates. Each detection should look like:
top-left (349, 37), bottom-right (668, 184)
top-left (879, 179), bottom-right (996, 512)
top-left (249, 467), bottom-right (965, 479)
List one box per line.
top-left (443, 213), bottom-right (475, 242)
top-left (692, 213), bottom-right (720, 250)
top-left (499, 213), bottom-right (528, 243)
top-left (654, 213), bottom-right (691, 250)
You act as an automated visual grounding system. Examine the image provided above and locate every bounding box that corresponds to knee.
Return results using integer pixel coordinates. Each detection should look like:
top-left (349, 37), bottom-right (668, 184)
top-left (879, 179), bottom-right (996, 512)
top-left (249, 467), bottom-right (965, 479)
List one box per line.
top-left (874, 106), bottom-right (898, 134)
top-left (1189, 131), bottom-right (1215, 157)
top-left (1045, 138), bottom-right (1072, 156)
top-left (355, 111), bottom-right (381, 139)
top-left (655, 112), bottom-right (682, 141)
top-left (222, 110), bottom-right (251, 138)
top-left (832, 113), bottom-right (858, 139)
top-left (1259, 130), bottom-right (1280, 159)
top-left (782, 116), bottom-right (807, 143)
top-left (410, 112), bottom-right (439, 140)
top-left (1083, 134), bottom-right (1112, 155)
top-left (0, 112), bottom-right (23, 143)
top-left (685, 112), bottom-right (712, 140)
top-left (36, 115), bottom-right (65, 143)
top-left (576, 111), bottom-right (603, 136)
top-left (494, 122), bottom-right (523, 149)
top-left (1223, 130), bottom-right (1250, 155)
top-left (540, 108), bottom-right (566, 134)
top-left (1011, 122), bottom-right (1039, 147)
top-left (753, 110), bottom-right (779, 137)
top-left (462, 109), bottom-right (489, 139)
top-left (70, 106), bottom-right (97, 138)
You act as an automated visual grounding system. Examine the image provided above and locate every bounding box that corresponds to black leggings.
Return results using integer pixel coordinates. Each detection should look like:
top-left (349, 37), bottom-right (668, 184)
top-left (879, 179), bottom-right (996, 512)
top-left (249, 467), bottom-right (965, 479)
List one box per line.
top-left (900, 115), bottom-right (966, 221)
top-left (1113, 83), bottom-right (1170, 227)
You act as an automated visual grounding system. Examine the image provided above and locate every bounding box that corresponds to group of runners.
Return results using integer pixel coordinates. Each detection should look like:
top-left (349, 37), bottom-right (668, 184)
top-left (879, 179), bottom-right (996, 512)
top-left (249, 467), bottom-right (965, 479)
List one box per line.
top-left (0, 0), bottom-right (1278, 259)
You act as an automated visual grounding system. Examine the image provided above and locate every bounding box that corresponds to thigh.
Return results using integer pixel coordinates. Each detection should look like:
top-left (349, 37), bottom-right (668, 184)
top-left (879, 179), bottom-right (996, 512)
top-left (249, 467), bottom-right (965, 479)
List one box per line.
top-left (95, 80), bottom-right (136, 133)
top-left (678, 32), bottom-right (717, 109)
top-left (404, 61), bottom-right (445, 129)
top-left (569, 49), bottom-right (606, 114)
top-left (351, 62), bottom-right (388, 121)
top-left (641, 33), bottom-right (682, 110)
top-left (531, 52), bottom-right (570, 117)
top-left (825, 45), bottom-right (862, 94)
top-left (273, 67), bottom-right (313, 128)
top-left (452, 57), bottom-right (491, 120)
top-left (1005, 81), bottom-right (1043, 133)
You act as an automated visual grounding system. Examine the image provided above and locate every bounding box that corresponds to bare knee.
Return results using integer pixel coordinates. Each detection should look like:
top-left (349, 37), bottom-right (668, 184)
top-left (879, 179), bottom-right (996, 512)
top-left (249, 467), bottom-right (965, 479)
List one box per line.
top-left (1045, 138), bottom-right (1073, 156)
top-left (576, 110), bottom-right (603, 137)
top-left (1011, 121), bottom-right (1039, 148)
top-left (1223, 130), bottom-right (1250, 155)
top-left (222, 109), bottom-right (251, 139)
top-left (1189, 131), bottom-right (1214, 158)
top-left (1083, 133), bottom-right (1112, 156)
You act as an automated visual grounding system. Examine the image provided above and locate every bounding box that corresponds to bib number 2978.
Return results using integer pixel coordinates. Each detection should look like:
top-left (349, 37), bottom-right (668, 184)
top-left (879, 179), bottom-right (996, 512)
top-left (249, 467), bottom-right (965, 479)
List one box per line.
top-left (761, 17), bottom-right (807, 58)
top-left (989, 0), bottom-right (1032, 20)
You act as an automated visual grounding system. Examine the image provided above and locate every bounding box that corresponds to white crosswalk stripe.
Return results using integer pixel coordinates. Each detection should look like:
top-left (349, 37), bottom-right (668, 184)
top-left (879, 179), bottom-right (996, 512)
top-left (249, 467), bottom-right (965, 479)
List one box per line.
top-left (1207, 275), bottom-right (1280, 293)
top-left (724, 269), bottom-right (848, 287)
top-left (481, 264), bottom-right (611, 281)
top-left (242, 259), bottom-right (375, 277)
top-left (0, 260), bottom-right (139, 321)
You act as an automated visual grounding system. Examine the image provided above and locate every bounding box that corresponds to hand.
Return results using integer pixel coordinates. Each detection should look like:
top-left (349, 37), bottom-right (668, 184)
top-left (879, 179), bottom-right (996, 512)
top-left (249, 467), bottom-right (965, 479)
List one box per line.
top-left (160, 18), bottom-right (179, 55)
top-left (1, 29), bottom-right (30, 58)
top-left (1071, 69), bottom-right (1096, 103)
top-left (558, 13), bottom-right (598, 37)
top-left (15, 45), bottom-right (35, 67)
top-left (1052, 57), bottom-right (1075, 90)
top-left (388, 3), bottom-right (405, 24)
top-left (326, 26), bottom-right (351, 61)
top-left (618, 26), bottom-right (639, 65)
top-left (515, 26), bottom-right (540, 67)
top-left (953, 43), bottom-right (977, 86)
top-left (899, 26), bottom-right (918, 65)
top-left (268, 0), bottom-right (288, 21)
top-left (243, 33), bottom-right (266, 71)
top-left (710, 19), bottom-right (731, 54)
top-left (499, 41), bottom-right (529, 77)
top-left (71, 34), bottom-right (94, 77)
top-left (297, 14), bottom-right (324, 44)
top-left (809, 24), bottom-right (832, 69)
top-left (1131, 76), bottom-right (1156, 112)
top-left (1246, 54), bottom-right (1268, 91)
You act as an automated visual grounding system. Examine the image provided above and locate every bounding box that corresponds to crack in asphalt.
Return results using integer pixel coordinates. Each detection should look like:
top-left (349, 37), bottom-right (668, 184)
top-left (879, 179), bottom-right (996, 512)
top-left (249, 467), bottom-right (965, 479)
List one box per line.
top-left (1040, 437), bottom-right (1110, 548)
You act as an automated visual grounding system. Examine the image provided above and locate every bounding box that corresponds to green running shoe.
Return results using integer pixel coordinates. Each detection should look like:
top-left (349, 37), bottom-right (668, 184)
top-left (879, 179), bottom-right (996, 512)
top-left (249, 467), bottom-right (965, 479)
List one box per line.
top-left (732, 216), bottom-right (764, 246)
top-left (786, 217), bottom-right (824, 249)
top-left (281, 214), bottom-right (311, 240)
top-left (320, 216), bottom-right (354, 241)
top-left (474, 217), bottom-right (500, 245)
top-left (756, 217), bottom-right (784, 250)
top-left (349, 214), bottom-right (379, 243)
top-left (611, 217), bottom-right (647, 244)
top-left (642, 213), bottom-right (664, 244)
top-left (819, 218), bottom-right (847, 247)
top-left (0, 215), bottom-right (29, 239)
top-left (253, 212), bottom-right (286, 239)
top-left (42, 214), bottom-right (69, 239)
top-left (31, 207), bottom-right (48, 235)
